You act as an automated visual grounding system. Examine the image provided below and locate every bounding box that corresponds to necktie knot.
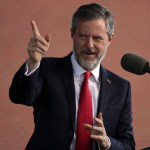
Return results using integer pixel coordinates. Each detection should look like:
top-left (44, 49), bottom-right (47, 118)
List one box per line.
top-left (84, 72), bottom-right (91, 79)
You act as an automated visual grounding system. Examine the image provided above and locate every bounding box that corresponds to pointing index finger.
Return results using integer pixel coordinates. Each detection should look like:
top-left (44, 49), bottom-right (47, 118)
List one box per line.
top-left (31, 20), bottom-right (41, 37)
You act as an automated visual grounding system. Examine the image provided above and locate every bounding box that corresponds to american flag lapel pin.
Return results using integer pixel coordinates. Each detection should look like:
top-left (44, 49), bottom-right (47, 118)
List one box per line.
top-left (107, 78), bottom-right (111, 84)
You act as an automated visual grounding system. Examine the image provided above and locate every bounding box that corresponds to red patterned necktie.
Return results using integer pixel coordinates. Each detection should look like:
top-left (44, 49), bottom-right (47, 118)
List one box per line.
top-left (75, 72), bottom-right (93, 150)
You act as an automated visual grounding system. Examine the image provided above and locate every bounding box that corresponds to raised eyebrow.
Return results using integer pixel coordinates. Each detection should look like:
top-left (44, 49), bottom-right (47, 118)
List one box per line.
top-left (93, 35), bottom-right (103, 39)
top-left (93, 35), bottom-right (102, 38)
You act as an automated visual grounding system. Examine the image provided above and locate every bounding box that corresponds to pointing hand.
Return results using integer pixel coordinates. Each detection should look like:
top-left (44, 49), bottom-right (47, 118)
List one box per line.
top-left (27, 20), bottom-right (51, 71)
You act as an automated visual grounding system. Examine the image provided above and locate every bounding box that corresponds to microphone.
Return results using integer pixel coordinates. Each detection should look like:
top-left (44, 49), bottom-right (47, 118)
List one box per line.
top-left (121, 53), bottom-right (150, 75)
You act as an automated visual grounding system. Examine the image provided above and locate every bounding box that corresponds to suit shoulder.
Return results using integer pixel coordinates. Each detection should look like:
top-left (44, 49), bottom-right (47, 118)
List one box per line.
top-left (104, 68), bottom-right (130, 84)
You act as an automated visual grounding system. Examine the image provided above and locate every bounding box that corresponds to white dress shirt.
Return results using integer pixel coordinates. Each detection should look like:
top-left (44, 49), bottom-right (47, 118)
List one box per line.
top-left (70, 53), bottom-right (101, 150)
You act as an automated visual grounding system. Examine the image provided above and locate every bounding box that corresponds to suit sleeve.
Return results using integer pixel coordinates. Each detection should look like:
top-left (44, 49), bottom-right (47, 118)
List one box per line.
top-left (109, 83), bottom-right (135, 150)
top-left (9, 62), bottom-right (44, 106)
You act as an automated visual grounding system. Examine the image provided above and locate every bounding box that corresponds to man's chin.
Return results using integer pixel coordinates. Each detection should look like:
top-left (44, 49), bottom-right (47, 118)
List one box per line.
top-left (81, 56), bottom-right (100, 65)
top-left (82, 54), bottom-right (97, 61)
top-left (79, 59), bottom-right (99, 71)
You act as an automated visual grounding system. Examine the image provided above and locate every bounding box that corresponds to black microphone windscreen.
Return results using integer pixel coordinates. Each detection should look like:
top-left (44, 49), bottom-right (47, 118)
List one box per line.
top-left (121, 53), bottom-right (149, 75)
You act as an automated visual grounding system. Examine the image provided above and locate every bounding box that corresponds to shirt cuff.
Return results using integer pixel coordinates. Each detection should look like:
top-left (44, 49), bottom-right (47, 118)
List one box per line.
top-left (24, 61), bottom-right (40, 76)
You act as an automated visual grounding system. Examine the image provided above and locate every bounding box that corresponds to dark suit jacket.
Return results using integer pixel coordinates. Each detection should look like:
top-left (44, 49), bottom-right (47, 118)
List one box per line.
top-left (9, 53), bottom-right (135, 150)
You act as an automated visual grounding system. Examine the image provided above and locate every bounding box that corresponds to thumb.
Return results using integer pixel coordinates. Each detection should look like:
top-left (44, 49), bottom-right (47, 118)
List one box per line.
top-left (98, 112), bottom-right (103, 120)
top-left (45, 34), bottom-right (51, 43)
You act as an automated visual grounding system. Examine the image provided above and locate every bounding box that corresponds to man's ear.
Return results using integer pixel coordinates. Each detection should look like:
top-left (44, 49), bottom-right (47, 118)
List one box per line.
top-left (108, 33), bottom-right (114, 42)
top-left (107, 33), bottom-right (114, 47)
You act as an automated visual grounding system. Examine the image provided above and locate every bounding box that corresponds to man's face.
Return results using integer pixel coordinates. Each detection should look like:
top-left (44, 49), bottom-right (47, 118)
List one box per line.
top-left (71, 19), bottom-right (113, 71)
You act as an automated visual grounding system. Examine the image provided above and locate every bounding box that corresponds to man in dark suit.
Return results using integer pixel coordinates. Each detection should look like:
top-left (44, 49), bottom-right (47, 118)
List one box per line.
top-left (9, 3), bottom-right (135, 150)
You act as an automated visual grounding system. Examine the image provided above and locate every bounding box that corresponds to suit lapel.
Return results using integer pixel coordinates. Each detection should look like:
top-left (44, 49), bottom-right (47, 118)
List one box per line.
top-left (97, 66), bottom-right (112, 115)
top-left (60, 53), bottom-right (76, 131)
top-left (60, 55), bottom-right (113, 130)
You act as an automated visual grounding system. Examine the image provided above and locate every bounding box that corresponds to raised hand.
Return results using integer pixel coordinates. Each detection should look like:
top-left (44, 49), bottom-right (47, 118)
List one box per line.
top-left (27, 20), bottom-right (51, 72)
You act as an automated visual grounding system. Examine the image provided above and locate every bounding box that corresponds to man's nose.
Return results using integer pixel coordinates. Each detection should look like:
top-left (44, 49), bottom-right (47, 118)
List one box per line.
top-left (86, 38), bottom-right (94, 49)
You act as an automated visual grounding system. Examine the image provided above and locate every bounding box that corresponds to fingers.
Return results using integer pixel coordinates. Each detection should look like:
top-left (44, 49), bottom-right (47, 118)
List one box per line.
top-left (27, 20), bottom-right (51, 63)
top-left (98, 112), bottom-right (103, 120)
top-left (92, 126), bottom-right (103, 134)
top-left (83, 124), bottom-right (103, 133)
top-left (83, 113), bottom-right (110, 149)
top-left (91, 134), bottom-right (104, 140)
top-left (94, 117), bottom-right (103, 126)
top-left (30, 21), bottom-right (51, 48)
top-left (31, 20), bottom-right (51, 42)
top-left (45, 34), bottom-right (51, 42)
top-left (31, 20), bottom-right (41, 37)
top-left (83, 112), bottom-right (106, 137)
top-left (29, 36), bottom-right (50, 49)
top-left (83, 124), bottom-right (93, 131)
top-left (28, 44), bottom-right (45, 55)
top-left (84, 124), bottom-right (104, 137)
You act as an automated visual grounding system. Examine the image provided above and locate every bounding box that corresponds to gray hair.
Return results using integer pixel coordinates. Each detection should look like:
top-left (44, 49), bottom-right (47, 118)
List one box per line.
top-left (71, 3), bottom-right (114, 38)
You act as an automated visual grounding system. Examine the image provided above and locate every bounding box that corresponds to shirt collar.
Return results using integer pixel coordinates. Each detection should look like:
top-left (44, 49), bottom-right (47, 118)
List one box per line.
top-left (71, 52), bottom-right (100, 82)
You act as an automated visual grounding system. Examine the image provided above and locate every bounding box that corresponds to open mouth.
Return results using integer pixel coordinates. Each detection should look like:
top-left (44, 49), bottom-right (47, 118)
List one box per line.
top-left (83, 51), bottom-right (96, 55)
